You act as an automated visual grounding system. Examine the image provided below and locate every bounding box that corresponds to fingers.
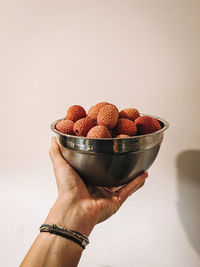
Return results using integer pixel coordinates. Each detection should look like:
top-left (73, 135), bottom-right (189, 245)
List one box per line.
top-left (117, 172), bottom-right (148, 204)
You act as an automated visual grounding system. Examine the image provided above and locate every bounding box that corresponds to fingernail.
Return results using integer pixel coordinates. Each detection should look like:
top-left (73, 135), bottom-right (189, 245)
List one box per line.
top-left (135, 172), bottom-right (148, 185)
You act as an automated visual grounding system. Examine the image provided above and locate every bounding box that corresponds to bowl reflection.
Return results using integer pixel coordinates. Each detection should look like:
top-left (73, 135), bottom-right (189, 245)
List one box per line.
top-left (50, 115), bottom-right (169, 187)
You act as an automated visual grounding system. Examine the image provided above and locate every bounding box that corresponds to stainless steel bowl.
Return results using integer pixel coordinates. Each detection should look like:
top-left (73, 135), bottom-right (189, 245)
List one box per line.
top-left (50, 115), bottom-right (169, 187)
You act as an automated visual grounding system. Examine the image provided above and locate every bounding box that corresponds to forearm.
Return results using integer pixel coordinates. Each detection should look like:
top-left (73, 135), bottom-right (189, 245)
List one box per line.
top-left (21, 232), bottom-right (83, 267)
top-left (21, 196), bottom-right (97, 267)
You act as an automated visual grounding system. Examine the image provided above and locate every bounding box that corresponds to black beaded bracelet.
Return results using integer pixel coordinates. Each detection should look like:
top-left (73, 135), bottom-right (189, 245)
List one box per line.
top-left (39, 224), bottom-right (89, 249)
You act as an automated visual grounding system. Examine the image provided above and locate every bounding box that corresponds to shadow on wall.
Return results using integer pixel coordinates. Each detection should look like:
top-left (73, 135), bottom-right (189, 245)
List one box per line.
top-left (176, 150), bottom-right (200, 256)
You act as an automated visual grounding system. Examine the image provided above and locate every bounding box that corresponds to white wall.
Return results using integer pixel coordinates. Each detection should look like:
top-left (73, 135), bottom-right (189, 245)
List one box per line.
top-left (1, 0), bottom-right (200, 266)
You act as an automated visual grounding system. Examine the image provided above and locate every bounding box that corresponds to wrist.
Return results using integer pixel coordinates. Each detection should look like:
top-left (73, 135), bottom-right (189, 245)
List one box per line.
top-left (45, 196), bottom-right (97, 236)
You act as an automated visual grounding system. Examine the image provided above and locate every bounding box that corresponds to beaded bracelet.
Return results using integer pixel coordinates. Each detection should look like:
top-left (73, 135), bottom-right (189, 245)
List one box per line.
top-left (39, 224), bottom-right (89, 249)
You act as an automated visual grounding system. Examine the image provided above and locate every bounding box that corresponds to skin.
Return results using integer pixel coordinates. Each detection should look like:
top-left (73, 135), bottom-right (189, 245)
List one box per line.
top-left (21, 137), bottom-right (148, 267)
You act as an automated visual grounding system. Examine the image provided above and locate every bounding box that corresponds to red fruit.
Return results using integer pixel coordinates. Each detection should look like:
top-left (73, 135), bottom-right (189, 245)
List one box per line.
top-left (135, 116), bottom-right (161, 135)
top-left (97, 104), bottom-right (119, 129)
top-left (115, 118), bottom-right (137, 136)
top-left (116, 134), bottom-right (130, 138)
top-left (152, 118), bottom-right (162, 131)
top-left (65, 105), bottom-right (86, 122)
top-left (74, 117), bottom-right (96, 137)
top-left (119, 108), bottom-right (140, 121)
top-left (88, 102), bottom-right (109, 120)
top-left (56, 119), bottom-right (74, 135)
top-left (87, 125), bottom-right (112, 138)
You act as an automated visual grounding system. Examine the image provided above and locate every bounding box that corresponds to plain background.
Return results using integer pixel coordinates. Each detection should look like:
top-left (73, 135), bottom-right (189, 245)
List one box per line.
top-left (1, 0), bottom-right (200, 266)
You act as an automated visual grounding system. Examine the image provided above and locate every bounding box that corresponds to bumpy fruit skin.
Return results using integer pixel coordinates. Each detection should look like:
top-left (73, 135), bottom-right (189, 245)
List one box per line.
top-left (115, 118), bottom-right (137, 136)
top-left (116, 134), bottom-right (130, 138)
top-left (74, 117), bottom-right (96, 137)
top-left (119, 108), bottom-right (140, 121)
top-left (135, 116), bottom-right (161, 135)
top-left (88, 102), bottom-right (109, 120)
top-left (97, 104), bottom-right (119, 129)
top-left (65, 105), bottom-right (86, 122)
top-left (87, 125), bottom-right (112, 138)
top-left (56, 119), bottom-right (74, 135)
top-left (152, 118), bottom-right (161, 131)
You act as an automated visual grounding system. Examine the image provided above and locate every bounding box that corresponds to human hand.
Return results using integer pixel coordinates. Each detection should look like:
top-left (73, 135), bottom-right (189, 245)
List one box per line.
top-left (46, 137), bottom-right (148, 236)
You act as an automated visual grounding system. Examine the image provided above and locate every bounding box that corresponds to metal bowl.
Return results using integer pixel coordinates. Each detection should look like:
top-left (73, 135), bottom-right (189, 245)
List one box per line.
top-left (50, 115), bottom-right (169, 187)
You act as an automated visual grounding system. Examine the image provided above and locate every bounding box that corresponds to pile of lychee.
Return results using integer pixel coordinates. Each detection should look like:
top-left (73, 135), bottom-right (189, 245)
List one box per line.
top-left (55, 102), bottom-right (161, 138)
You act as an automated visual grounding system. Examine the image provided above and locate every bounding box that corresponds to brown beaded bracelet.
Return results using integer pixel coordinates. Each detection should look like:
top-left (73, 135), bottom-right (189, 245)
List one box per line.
top-left (39, 224), bottom-right (89, 249)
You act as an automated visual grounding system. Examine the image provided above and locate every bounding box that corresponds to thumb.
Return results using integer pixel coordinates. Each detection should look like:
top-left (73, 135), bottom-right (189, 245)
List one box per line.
top-left (49, 137), bottom-right (78, 188)
top-left (49, 137), bottom-right (88, 196)
top-left (49, 137), bottom-right (69, 169)
top-left (117, 172), bottom-right (148, 204)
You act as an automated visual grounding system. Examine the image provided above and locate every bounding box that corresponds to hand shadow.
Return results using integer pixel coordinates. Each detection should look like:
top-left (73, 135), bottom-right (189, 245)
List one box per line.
top-left (176, 150), bottom-right (200, 256)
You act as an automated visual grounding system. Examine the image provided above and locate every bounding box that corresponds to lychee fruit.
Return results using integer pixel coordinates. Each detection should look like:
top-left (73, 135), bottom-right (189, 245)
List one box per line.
top-left (65, 105), bottom-right (86, 122)
top-left (152, 118), bottom-right (162, 131)
top-left (87, 125), bottom-right (112, 138)
top-left (56, 119), bottom-right (74, 135)
top-left (88, 102), bottom-right (109, 120)
top-left (135, 116), bottom-right (161, 135)
top-left (97, 104), bottom-right (119, 129)
top-left (119, 108), bottom-right (140, 121)
top-left (74, 117), bottom-right (96, 137)
top-left (115, 118), bottom-right (137, 136)
top-left (116, 134), bottom-right (130, 138)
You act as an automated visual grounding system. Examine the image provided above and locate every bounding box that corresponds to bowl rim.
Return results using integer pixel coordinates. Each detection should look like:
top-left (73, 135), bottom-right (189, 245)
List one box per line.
top-left (50, 114), bottom-right (169, 140)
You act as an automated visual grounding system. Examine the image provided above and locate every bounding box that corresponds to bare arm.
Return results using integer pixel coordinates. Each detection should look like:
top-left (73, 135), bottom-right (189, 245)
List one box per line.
top-left (21, 137), bottom-right (148, 267)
